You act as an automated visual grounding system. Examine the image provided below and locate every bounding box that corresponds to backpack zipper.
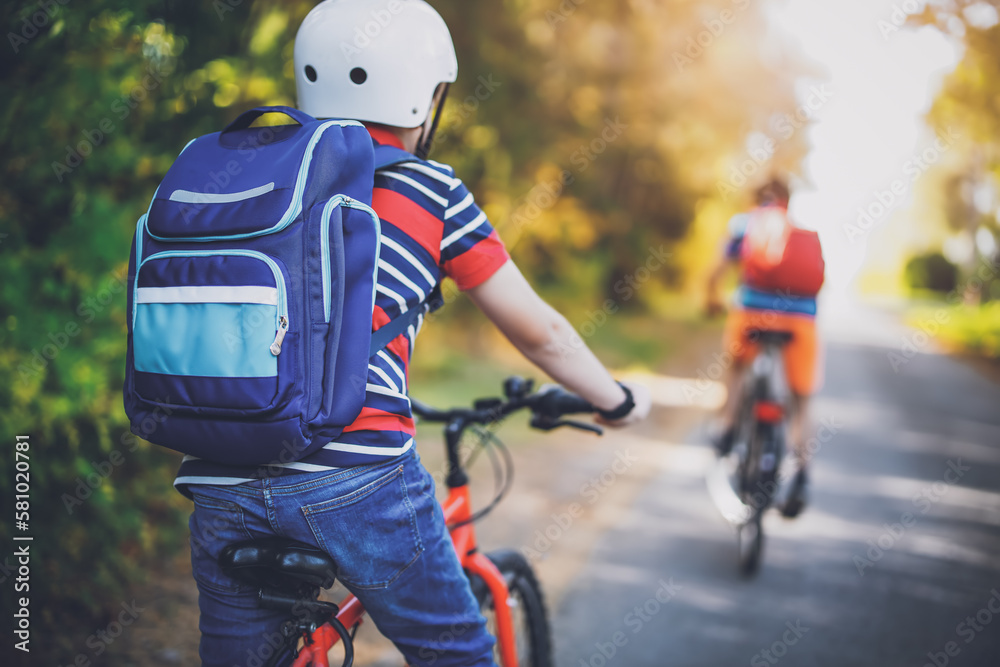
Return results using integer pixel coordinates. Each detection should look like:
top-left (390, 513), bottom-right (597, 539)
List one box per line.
top-left (321, 194), bottom-right (382, 322)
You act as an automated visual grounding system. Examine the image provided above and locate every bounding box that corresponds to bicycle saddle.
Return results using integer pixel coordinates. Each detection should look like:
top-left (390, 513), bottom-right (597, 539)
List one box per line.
top-left (219, 538), bottom-right (337, 592)
top-left (747, 328), bottom-right (794, 345)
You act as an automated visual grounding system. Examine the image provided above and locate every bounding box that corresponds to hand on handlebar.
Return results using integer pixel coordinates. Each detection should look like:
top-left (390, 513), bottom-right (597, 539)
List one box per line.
top-left (705, 296), bottom-right (726, 319)
top-left (531, 384), bottom-right (603, 434)
top-left (595, 380), bottom-right (651, 428)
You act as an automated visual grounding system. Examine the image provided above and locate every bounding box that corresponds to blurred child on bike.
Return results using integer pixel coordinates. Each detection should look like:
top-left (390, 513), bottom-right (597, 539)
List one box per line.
top-left (705, 178), bottom-right (824, 517)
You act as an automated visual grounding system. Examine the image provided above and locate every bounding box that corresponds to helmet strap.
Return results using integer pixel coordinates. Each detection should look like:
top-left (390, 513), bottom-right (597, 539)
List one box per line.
top-left (415, 83), bottom-right (450, 160)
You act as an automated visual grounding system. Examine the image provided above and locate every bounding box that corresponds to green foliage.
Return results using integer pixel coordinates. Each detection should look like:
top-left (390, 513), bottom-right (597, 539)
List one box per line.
top-left (942, 301), bottom-right (1000, 358)
top-left (909, 301), bottom-right (1000, 359)
top-left (905, 251), bottom-right (959, 293)
top-left (913, 1), bottom-right (1000, 312)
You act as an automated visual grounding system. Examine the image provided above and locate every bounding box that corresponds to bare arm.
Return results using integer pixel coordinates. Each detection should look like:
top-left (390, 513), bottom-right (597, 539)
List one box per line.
top-left (706, 255), bottom-right (736, 316)
top-left (466, 261), bottom-right (650, 425)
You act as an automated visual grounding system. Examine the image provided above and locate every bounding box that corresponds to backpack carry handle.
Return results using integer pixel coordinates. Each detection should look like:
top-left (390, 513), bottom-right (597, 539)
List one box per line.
top-left (222, 106), bottom-right (315, 134)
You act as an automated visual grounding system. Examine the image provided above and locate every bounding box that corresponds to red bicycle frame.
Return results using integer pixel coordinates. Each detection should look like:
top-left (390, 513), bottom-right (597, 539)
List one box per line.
top-left (290, 481), bottom-right (518, 667)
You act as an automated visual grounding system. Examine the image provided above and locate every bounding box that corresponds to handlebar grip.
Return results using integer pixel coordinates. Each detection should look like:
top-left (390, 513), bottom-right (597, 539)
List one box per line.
top-left (536, 388), bottom-right (594, 418)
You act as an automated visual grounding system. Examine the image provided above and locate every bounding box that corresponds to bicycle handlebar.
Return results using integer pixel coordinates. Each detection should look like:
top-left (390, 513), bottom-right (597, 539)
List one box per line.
top-left (410, 377), bottom-right (601, 435)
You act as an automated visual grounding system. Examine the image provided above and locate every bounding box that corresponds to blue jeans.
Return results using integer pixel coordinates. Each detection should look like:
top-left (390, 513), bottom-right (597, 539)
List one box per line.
top-left (187, 449), bottom-right (497, 666)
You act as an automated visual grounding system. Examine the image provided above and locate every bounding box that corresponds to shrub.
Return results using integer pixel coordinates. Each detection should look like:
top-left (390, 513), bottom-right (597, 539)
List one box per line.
top-left (905, 251), bottom-right (959, 294)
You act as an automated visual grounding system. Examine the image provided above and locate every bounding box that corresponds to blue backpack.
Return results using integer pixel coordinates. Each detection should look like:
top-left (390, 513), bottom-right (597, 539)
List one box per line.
top-left (124, 106), bottom-right (418, 466)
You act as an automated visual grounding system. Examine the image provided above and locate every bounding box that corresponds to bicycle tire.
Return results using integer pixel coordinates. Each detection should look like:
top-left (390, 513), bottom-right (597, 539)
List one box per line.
top-left (737, 516), bottom-right (764, 577)
top-left (740, 422), bottom-right (782, 512)
top-left (736, 422), bottom-right (779, 577)
top-left (468, 548), bottom-right (553, 667)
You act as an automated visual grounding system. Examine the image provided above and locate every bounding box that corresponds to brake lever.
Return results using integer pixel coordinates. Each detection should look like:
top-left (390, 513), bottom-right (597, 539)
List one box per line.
top-left (530, 415), bottom-right (603, 435)
top-left (564, 419), bottom-right (603, 435)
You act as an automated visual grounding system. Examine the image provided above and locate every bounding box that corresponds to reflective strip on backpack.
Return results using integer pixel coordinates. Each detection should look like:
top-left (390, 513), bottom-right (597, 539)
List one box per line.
top-left (168, 182), bottom-right (275, 204)
top-left (136, 285), bottom-right (279, 305)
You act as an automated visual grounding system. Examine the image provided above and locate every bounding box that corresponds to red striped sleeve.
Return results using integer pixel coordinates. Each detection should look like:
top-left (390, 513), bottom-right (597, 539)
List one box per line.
top-left (372, 188), bottom-right (442, 263)
top-left (443, 230), bottom-right (511, 290)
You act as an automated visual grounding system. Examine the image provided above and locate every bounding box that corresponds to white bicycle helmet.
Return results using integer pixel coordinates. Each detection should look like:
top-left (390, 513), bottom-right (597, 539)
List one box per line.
top-left (294, 0), bottom-right (458, 129)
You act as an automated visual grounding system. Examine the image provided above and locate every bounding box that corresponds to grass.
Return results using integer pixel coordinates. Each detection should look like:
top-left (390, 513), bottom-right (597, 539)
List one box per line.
top-left (906, 300), bottom-right (1000, 359)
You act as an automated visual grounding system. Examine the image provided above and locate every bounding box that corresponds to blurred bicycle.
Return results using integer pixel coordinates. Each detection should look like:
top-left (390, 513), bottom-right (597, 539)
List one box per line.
top-left (707, 328), bottom-right (802, 576)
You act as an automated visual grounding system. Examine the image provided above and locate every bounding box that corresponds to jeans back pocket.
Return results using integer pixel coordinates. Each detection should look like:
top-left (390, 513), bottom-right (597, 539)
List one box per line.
top-left (302, 465), bottom-right (423, 590)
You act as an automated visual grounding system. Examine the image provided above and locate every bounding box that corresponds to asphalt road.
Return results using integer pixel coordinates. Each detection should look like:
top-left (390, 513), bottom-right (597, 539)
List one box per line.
top-left (553, 331), bottom-right (1000, 666)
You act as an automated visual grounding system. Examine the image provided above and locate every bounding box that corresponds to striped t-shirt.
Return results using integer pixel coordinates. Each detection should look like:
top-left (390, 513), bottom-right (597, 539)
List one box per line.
top-left (174, 126), bottom-right (509, 491)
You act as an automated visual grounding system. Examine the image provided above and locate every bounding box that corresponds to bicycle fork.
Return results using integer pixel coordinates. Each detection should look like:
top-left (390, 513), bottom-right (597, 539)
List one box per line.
top-left (442, 420), bottom-right (521, 667)
top-left (446, 485), bottom-right (519, 667)
top-left (469, 550), bottom-right (519, 667)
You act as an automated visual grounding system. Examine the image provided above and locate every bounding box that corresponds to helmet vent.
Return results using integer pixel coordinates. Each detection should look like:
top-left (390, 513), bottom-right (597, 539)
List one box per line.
top-left (304, 65), bottom-right (317, 82)
top-left (349, 67), bottom-right (367, 85)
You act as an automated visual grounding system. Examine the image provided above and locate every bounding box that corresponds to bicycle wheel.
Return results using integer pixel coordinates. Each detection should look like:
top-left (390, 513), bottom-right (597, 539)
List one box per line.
top-left (735, 423), bottom-right (778, 577)
top-left (740, 422), bottom-right (781, 511)
top-left (737, 515), bottom-right (764, 577)
top-left (469, 549), bottom-right (553, 667)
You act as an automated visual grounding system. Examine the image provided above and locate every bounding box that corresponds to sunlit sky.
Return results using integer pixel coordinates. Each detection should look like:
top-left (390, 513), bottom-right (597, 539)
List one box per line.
top-left (765, 0), bottom-right (962, 309)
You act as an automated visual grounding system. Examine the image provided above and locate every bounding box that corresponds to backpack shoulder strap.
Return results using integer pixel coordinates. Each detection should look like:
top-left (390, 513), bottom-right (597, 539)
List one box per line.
top-left (368, 285), bottom-right (443, 357)
top-left (367, 145), bottom-right (444, 357)
top-left (373, 144), bottom-right (415, 171)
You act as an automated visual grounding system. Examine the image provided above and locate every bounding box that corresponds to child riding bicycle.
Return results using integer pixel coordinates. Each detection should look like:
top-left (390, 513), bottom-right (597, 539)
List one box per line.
top-left (178, 2), bottom-right (650, 665)
top-left (705, 177), bottom-right (824, 517)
